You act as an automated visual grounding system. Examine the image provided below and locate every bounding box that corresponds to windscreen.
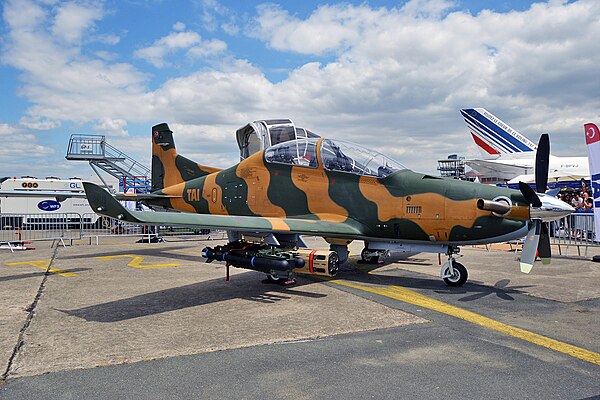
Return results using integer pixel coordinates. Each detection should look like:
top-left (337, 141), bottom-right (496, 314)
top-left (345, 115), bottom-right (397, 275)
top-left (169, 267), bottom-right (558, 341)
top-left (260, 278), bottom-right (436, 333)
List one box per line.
top-left (320, 139), bottom-right (406, 178)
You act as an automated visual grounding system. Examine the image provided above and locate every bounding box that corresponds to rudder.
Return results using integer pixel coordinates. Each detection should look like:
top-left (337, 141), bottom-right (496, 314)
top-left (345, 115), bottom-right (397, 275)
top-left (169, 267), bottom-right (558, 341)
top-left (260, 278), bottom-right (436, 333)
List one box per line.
top-left (151, 123), bottom-right (220, 192)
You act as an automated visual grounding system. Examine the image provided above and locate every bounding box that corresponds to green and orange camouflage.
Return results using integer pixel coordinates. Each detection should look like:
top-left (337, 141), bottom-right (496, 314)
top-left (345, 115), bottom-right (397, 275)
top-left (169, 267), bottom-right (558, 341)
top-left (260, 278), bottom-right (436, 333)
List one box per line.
top-left (86, 122), bottom-right (533, 245)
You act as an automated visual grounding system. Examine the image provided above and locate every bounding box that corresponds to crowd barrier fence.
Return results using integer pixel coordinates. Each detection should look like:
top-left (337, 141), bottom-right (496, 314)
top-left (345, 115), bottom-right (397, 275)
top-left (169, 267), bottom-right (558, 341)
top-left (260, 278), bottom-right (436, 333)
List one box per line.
top-left (550, 213), bottom-right (597, 257)
top-left (1, 212), bottom-right (225, 250)
top-left (0, 213), bottom-right (83, 248)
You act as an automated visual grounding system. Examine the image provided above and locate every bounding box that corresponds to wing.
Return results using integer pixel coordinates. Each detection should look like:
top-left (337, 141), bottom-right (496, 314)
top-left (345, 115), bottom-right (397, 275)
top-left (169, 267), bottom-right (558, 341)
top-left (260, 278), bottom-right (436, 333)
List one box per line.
top-left (83, 182), bottom-right (365, 238)
top-left (465, 159), bottom-right (529, 176)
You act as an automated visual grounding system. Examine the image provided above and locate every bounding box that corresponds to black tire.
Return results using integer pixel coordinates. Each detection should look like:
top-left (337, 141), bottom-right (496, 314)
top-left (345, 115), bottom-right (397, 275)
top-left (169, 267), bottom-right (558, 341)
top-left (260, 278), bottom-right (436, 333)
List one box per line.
top-left (265, 274), bottom-right (286, 284)
top-left (443, 261), bottom-right (468, 287)
top-left (330, 245), bottom-right (349, 265)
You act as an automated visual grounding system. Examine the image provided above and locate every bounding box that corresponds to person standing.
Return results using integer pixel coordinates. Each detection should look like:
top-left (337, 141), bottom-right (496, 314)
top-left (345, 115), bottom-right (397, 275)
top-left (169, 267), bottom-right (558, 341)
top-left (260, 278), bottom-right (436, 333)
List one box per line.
top-left (571, 193), bottom-right (584, 210)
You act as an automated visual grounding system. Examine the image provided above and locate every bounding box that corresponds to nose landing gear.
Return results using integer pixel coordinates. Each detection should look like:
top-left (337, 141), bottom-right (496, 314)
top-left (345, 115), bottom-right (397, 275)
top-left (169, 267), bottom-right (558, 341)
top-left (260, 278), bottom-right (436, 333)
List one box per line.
top-left (441, 251), bottom-right (468, 287)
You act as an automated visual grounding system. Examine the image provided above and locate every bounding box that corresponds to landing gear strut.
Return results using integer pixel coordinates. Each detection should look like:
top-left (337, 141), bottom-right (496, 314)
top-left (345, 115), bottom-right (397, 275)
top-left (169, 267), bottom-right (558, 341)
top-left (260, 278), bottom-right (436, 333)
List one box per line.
top-left (440, 248), bottom-right (468, 287)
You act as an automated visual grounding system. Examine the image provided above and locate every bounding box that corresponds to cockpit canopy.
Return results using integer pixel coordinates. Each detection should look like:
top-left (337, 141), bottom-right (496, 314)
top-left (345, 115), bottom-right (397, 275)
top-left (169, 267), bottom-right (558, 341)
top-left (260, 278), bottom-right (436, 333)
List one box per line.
top-left (236, 119), bottom-right (320, 160)
top-left (265, 138), bottom-right (407, 178)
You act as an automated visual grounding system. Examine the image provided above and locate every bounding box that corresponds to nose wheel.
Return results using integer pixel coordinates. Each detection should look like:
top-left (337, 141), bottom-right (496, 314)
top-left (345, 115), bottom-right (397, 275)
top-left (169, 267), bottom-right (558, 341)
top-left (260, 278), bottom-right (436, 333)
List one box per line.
top-left (441, 258), bottom-right (468, 287)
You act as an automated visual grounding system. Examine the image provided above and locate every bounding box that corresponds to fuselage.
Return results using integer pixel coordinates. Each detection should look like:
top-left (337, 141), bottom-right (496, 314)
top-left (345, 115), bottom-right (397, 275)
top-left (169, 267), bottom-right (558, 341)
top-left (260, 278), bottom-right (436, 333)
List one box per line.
top-left (154, 139), bottom-right (531, 245)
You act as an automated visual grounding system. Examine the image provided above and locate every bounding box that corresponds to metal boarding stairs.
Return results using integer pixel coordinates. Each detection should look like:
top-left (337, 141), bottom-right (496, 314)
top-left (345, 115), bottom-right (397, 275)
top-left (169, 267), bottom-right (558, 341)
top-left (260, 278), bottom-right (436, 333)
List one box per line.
top-left (66, 134), bottom-right (151, 193)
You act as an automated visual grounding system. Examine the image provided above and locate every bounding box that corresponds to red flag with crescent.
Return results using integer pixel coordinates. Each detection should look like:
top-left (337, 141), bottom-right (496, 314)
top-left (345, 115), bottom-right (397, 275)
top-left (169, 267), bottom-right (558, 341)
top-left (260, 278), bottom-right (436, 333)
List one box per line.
top-left (585, 123), bottom-right (600, 145)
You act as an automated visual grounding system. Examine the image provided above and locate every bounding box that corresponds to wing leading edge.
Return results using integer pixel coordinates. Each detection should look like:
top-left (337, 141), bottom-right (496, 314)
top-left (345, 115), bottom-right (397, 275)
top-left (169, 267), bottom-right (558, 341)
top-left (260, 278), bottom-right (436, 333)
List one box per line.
top-left (83, 182), bottom-right (365, 238)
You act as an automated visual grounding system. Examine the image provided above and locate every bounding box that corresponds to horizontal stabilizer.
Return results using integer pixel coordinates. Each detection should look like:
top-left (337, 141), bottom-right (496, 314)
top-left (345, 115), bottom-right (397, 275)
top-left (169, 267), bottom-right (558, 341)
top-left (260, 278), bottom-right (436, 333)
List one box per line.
top-left (113, 192), bottom-right (179, 201)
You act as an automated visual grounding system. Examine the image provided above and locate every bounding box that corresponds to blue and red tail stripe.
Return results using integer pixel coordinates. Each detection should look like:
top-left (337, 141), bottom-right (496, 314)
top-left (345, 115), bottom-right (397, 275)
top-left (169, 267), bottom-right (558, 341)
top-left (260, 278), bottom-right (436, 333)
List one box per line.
top-left (471, 133), bottom-right (500, 155)
top-left (461, 108), bottom-right (536, 154)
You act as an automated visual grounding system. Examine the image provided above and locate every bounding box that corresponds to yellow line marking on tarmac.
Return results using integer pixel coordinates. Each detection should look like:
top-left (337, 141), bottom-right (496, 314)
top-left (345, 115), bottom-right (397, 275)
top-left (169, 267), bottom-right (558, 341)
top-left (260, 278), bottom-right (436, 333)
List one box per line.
top-left (332, 279), bottom-right (600, 366)
top-left (96, 254), bottom-right (183, 269)
top-left (5, 260), bottom-right (77, 277)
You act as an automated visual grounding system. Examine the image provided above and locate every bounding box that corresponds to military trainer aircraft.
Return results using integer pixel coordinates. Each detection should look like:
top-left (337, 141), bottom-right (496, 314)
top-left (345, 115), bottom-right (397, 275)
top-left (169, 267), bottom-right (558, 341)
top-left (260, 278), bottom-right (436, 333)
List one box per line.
top-left (83, 122), bottom-right (574, 287)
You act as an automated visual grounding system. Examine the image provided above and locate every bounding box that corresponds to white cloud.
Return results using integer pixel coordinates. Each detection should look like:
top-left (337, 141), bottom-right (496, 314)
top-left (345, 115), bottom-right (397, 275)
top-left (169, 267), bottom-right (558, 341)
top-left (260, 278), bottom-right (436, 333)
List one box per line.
top-left (19, 116), bottom-right (61, 130)
top-left (0, 124), bottom-right (19, 137)
top-left (135, 31), bottom-right (201, 67)
top-left (51, 1), bottom-right (103, 44)
top-left (2, 0), bottom-right (600, 177)
top-left (0, 123), bottom-right (55, 162)
top-left (2, 0), bottom-right (147, 125)
top-left (187, 39), bottom-right (227, 59)
top-left (95, 50), bottom-right (118, 61)
top-left (92, 33), bottom-right (120, 45)
top-left (221, 20), bottom-right (239, 35)
top-left (401, 0), bottom-right (455, 18)
top-left (93, 118), bottom-right (129, 136)
top-left (242, 0), bottom-right (600, 170)
top-left (134, 30), bottom-right (226, 67)
top-left (173, 21), bottom-right (186, 31)
top-left (199, 0), bottom-right (230, 32)
top-left (249, 3), bottom-right (370, 55)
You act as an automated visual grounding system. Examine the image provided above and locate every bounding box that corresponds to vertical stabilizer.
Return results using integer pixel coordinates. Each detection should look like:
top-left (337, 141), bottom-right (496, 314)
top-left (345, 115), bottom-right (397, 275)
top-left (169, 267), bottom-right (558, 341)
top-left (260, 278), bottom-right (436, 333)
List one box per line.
top-left (151, 123), bottom-right (220, 192)
top-left (461, 108), bottom-right (537, 156)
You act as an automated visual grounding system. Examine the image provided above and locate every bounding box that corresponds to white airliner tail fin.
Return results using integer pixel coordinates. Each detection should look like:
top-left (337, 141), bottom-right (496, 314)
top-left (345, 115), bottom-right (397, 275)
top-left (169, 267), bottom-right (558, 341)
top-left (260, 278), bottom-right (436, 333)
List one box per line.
top-left (460, 108), bottom-right (537, 156)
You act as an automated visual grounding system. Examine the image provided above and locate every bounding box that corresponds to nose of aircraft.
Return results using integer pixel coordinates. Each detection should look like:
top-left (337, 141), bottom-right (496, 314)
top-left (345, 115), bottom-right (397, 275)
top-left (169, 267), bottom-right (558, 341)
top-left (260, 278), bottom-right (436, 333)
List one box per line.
top-left (529, 193), bottom-right (575, 221)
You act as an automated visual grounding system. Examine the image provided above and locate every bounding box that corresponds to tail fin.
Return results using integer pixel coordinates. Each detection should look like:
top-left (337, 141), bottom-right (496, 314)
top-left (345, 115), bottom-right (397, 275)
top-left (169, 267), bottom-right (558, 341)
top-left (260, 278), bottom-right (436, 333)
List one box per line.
top-left (460, 108), bottom-right (537, 155)
top-left (151, 123), bottom-right (220, 192)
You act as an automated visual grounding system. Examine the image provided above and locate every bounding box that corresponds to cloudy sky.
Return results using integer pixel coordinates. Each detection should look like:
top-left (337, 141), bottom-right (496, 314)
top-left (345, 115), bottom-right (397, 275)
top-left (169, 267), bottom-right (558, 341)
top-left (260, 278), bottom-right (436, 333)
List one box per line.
top-left (1, 0), bottom-right (599, 181)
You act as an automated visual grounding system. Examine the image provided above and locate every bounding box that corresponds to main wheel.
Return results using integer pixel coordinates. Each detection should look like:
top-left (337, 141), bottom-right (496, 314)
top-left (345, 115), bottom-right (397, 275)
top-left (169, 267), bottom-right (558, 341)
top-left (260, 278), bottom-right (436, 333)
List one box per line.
top-left (443, 261), bottom-right (468, 287)
top-left (265, 274), bottom-right (286, 284)
top-left (263, 274), bottom-right (297, 286)
top-left (329, 245), bottom-right (349, 264)
top-left (360, 247), bottom-right (379, 264)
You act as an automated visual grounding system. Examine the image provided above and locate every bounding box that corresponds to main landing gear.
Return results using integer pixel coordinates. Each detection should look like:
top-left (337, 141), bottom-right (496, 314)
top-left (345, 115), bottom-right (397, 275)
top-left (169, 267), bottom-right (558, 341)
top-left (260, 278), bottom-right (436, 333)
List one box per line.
top-left (262, 274), bottom-right (297, 286)
top-left (440, 250), bottom-right (468, 287)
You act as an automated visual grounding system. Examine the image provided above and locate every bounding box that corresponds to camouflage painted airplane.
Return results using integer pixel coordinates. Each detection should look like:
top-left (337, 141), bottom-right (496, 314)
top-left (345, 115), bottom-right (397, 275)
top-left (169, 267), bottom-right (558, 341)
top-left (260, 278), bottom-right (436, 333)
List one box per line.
top-left (83, 122), bottom-right (574, 287)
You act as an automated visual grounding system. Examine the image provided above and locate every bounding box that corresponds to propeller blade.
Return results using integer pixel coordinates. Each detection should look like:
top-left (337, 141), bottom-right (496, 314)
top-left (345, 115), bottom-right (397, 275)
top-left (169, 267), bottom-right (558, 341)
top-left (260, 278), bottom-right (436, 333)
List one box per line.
top-left (538, 223), bottom-right (551, 265)
top-left (535, 133), bottom-right (550, 193)
top-left (519, 181), bottom-right (542, 208)
top-left (520, 221), bottom-right (541, 273)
